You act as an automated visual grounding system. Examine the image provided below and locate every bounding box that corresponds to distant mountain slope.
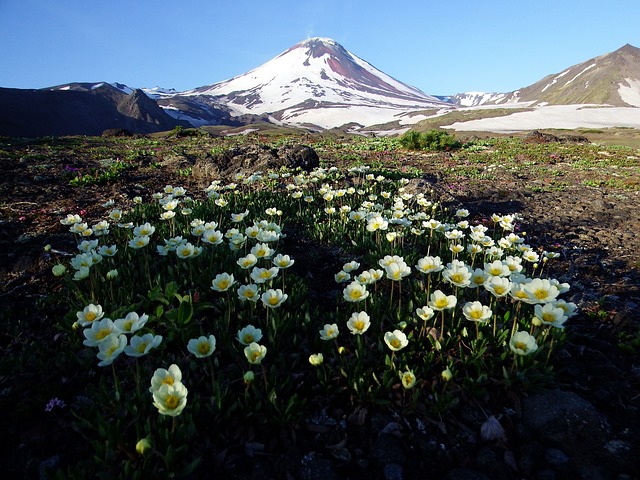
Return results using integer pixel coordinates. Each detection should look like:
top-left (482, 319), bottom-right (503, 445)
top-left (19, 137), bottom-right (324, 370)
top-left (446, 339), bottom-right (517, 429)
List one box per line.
top-left (167, 37), bottom-right (450, 130)
top-left (452, 44), bottom-right (640, 108)
top-left (0, 83), bottom-right (188, 137)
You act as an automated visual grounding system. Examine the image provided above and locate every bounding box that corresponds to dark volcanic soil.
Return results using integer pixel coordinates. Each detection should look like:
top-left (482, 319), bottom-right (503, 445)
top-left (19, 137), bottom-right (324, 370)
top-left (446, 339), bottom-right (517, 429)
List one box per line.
top-left (1, 134), bottom-right (639, 479)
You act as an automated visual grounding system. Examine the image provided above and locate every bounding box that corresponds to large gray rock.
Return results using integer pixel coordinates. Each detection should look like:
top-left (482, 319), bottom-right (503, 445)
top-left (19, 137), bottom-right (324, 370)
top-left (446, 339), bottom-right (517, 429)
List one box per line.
top-left (521, 390), bottom-right (609, 469)
top-left (193, 143), bottom-right (320, 180)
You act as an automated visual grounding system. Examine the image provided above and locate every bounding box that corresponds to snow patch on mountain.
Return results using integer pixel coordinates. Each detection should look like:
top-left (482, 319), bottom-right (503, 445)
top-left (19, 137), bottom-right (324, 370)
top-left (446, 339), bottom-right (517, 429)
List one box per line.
top-left (445, 105), bottom-right (640, 133)
top-left (618, 78), bottom-right (640, 107)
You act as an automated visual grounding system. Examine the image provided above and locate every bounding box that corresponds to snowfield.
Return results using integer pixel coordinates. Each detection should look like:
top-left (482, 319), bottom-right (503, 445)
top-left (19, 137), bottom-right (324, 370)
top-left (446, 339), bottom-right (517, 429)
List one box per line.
top-left (444, 105), bottom-right (640, 133)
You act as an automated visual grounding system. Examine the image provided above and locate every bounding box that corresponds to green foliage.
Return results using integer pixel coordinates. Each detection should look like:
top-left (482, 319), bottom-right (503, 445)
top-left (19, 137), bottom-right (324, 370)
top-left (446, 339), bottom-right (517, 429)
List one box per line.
top-left (67, 159), bottom-right (131, 186)
top-left (399, 129), bottom-right (462, 151)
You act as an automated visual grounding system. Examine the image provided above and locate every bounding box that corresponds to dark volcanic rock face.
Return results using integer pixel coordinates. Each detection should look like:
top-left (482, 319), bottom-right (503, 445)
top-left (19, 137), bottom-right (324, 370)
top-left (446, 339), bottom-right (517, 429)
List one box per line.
top-left (0, 84), bottom-right (189, 137)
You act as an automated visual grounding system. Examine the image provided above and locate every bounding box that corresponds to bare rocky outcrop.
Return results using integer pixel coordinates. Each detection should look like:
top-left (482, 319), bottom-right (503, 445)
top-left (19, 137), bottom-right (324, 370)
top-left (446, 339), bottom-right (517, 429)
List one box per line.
top-left (193, 143), bottom-right (320, 180)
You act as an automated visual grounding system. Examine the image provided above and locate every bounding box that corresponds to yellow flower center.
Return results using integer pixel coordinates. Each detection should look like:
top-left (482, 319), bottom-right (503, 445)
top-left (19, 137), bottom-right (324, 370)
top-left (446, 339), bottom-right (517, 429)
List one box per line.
top-left (435, 298), bottom-right (448, 308)
top-left (471, 310), bottom-right (482, 319)
top-left (451, 273), bottom-right (464, 283)
top-left (542, 313), bottom-right (554, 322)
top-left (165, 395), bottom-right (179, 409)
top-left (354, 320), bottom-right (365, 331)
top-left (251, 352), bottom-right (261, 362)
top-left (162, 377), bottom-right (174, 386)
top-left (534, 289), bottom-right (548, 300)
top-left (514, 341), bottom-right (527, 351)
top-left (198, 342), bottom-right (210, 355)
top-left (218, 280), bottom-right (229, 289)
top-left (391, 339), bottom-right (401, 348)
top-left (494, 286), bottom-right (506, 295)
top-left (243, 334), bottom-right (254, 343)
top-left (96, 328), bottom-right (112, 340)
top-left (350, 291), bottom-right (362, 299)
top-left (136, 342), bottom-right (149, 353)
top-left (269, 297), bottom-right (280, 305)
top-left (85, 312), bottom-right (97, 322)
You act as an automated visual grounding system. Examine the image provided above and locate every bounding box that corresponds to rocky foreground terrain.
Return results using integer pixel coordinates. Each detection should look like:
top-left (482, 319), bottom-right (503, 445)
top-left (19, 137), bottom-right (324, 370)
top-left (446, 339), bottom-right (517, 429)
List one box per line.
top-left (0, 131), bottom-right (639, 479)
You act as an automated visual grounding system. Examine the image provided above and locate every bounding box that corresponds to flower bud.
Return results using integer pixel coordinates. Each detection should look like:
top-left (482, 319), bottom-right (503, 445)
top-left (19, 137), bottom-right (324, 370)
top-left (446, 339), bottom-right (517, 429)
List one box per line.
top-left (441, 368), bottom-right (453, 382)
top-left (136, 437), bottom-right (152, 455)
top-left (243, 371), bottom-right (255, 385)
top-left (308, 353), bottom-right (324, 366)
top-left (106, 269), bottom-right (118, 280)
top-left (52, 264), bottom-right (67, 277)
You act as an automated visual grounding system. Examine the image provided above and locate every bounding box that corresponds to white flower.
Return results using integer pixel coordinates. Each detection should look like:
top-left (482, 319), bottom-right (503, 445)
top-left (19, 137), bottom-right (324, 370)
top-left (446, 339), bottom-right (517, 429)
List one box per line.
top-left (187, 335), bottom-right (217, 357)
top-left (334, 270), bottom-right (351, 283)
top-left (428, 290), bottom-right (457, 311)
top-left (442, 262), bottom-right (471, 288)
top-left (534, 303), bottom-right (568, 328)
top-left (415, 306), bottom-right (435, 322)
top-left (133, 222), bottom-right (155, 237)
top-left (237, 284), bottom-right (260, 302)
top-left (384, 330), bottom-right (408, 351)
top-left (211, 272), bottom-right (236, 292)
top-left (272, 254), bottom-right (294, 269)
top-left (509, 331), bottom-right (538, 356)
top-left (250, 242), bottom-right (274, 259)
top-left (124, 333), bottom-right (162, 357)
top-left (98, 244), bottom-right (118, 257)
top-left (522, 278), bottom-right (560, 304)
top-left (319, 323), bottom-right (339, 340)
top-left (237, 325), bottom-right (263, 345)
top-left (400, 370), bottom-right (416, 389)
top-left (83, 318), bottom-right (120, 346)
top-left (76, 303), bottom-right (104, 327)
top-left (384, 260), bottom-right (411, 281)
top-left (260, 289), bottom-right (288, 308)
top-left (150, 364), bottom-right (182, 393)
top-left (484, 276), bottom-right (512, 298)
top-left (152, 382), bottom-right (188, 417)
top-left (176, 242), bottom-right (196, 259)
top-left (342, 261), bottom-right (360, 273)
top-left (462, 301), bottom-right (492, 323)
top-left (347, 311), bottom-right (371, 335)
top-left (343, 281), bottom-right (369, 303)
top-left (416, 256), bottom-right (444, 275)
top-left (96, 334), bottom-right (127, 366)
top-left (202, 229), bottom-right (224, 245)
top-left (244, 342), bottom-right (267, 364)
top-left (250, 266), bottom-right (279, 284)
top-left (484, 260), bottom-right (510, 277)
top-left (129, 235), bottom-right (150, 249)
top-left (113, 312), bottom-right (149, 334)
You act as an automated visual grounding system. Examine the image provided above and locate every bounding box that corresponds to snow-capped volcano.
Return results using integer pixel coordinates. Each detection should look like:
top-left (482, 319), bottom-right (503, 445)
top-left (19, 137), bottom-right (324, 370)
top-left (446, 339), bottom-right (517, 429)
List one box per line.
top-left (169, 37), bottom-right (449, 129)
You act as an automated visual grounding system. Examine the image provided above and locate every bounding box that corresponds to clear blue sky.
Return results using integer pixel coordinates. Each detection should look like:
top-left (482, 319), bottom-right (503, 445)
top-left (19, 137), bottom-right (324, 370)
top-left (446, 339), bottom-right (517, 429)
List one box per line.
top-left (1, 0), bottom-right (638, 95)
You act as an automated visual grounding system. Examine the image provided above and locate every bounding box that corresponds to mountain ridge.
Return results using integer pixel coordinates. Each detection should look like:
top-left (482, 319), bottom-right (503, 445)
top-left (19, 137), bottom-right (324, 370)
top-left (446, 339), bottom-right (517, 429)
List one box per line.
top-left (450, 43), bottom-right (640, 108)
top-left (0, 39), bottom-right (639, 136)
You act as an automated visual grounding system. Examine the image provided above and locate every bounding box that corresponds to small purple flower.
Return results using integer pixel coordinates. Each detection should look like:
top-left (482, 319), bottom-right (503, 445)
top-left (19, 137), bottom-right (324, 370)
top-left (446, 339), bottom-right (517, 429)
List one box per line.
top-left (45, 397), bottom-right (66, 412)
